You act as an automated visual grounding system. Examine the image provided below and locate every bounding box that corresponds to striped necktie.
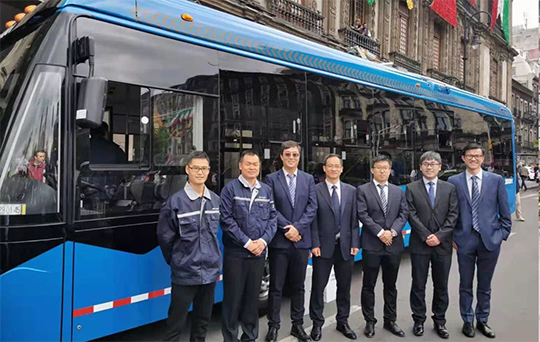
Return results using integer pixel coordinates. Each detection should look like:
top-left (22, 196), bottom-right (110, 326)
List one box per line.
top-left (428, 181), bottom-right (435, 208)
top-left (471, 175), bottom-right (480, 232)
top-left (378, 184), bottom-right (387, 215)
top-left (287, 174), bottom-right (296, 208)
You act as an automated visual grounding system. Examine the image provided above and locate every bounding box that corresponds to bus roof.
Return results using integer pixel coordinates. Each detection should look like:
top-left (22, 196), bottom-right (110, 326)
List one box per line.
top-left (58, 0), bottom-right (512, 120)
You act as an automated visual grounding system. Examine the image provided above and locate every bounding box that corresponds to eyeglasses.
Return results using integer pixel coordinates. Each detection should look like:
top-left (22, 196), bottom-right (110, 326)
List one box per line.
top-left (421, 162), bottom-right (441, 168)
top-left (464, 154), bottom-right (483, 160)
top-left (283, 152), bottom-right (300, 159)
top-left (187, 166), bottom-right (210, 173)
top-left (373, 166), bottom-right (390, 171)
top-left (325, 164), bottom-right (342, 170)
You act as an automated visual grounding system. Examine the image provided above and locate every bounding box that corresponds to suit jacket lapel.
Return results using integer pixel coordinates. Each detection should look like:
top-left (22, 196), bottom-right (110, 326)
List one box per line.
top-left (369, 182), bottom-right (385, 213)
top-left (340, 182), bottom-right (347, 216)
top-left (319, 183), bottom-right (335, 215)
top-left (294, 172), bottom-right (302, 207)
top-left (418, 180), bottom-right (433, 208)
top-left (478, 172), bottom-right (488, 203)
top-left (277, 170), bottom-right (293, 207)
top-left (460, 172), bottom-right (472, 207)
top-left (433, 180), bottom-right (443, 208)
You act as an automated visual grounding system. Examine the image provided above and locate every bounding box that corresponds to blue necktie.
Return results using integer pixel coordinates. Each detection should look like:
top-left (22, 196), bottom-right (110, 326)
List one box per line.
top-left (428, 181), bottom-right (435, 208)
top-left (471, 176), bottom-right (480, 232)
top-left (378, 184), bottom-right (387, 215)
top-left (287, 174), bottom-right (296, 208)
top-left (331, 185), bottom-right (341, 234)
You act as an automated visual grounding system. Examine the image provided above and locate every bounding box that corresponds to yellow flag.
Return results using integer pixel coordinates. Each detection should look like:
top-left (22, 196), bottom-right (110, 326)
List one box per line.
top-left (407, 0), bottom-right (414, 10)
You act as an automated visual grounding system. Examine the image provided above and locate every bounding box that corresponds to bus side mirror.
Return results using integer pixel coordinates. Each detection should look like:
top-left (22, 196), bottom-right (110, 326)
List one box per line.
top-left (76, 77), bottom-right (108, 129)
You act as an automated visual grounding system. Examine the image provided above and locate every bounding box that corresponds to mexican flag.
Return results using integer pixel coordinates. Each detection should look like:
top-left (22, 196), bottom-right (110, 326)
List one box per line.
top-left (491, 0), bottom-right (510, 44)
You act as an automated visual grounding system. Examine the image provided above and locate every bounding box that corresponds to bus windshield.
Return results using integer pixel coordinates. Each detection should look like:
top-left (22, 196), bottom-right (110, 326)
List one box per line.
top-left (0, 21), bottom-right (47, 150)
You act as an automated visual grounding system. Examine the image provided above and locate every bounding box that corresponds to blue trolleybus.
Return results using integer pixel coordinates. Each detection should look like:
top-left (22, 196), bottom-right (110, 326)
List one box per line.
top-left (0, 0), bottom-right (516, 340)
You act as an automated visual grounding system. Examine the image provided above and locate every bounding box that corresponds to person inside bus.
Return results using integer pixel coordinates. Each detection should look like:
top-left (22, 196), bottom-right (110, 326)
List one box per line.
top-left (264, 141), bottom-right (317, 342)
top-left (220, 150), bottom-right (277, 342)
top-left (157, 151), bottom-right (222, 342)
top-left (356, 155), bottom-right (409, 338)
top-left (27, 150), bottom-right (47, 183)
top-left (89, 122), bottom-right (128, 164)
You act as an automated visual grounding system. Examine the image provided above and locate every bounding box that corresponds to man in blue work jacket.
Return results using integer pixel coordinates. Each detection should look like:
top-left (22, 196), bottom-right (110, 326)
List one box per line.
top-left (220, 150), bottom-right (278, 342)
top-left (157, 151), bottom-right (221, 342)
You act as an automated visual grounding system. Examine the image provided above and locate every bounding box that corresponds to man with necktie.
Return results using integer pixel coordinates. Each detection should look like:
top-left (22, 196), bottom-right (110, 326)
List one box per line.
top-left (356, 155), bottom-right (409, 338)
top-left (448, 143), bottom-right (511, 338)
top-left (264, 141), bottom-right (318, 342)
top-left (309, 154), bottom-right (359, 341)
top-left (406, 151), bottom-right (458, 339)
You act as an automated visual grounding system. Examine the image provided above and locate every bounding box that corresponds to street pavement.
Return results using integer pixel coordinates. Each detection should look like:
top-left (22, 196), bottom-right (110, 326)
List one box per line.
top-left (100, 182), bottom-right (539, 342)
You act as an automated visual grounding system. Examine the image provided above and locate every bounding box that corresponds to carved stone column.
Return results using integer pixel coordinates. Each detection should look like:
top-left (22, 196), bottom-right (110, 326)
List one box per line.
top-left (340, 0), bottom-right (351, 29)
top-left (323, 0), bottom-right (337, 37)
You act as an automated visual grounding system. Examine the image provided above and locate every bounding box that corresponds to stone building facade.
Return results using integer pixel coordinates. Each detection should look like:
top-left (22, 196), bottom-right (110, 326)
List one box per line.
top-left (198, 0), bottom-right (516, 106)
top-left (512, 78), bottom-right (539, 164)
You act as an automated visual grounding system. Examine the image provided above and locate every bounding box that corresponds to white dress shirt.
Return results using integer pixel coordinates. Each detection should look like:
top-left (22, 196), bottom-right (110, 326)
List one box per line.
top-left (325, 179), bottom-right (341, 204)
top-left (423, 176), bottom-right (438, 199)
top-left (466, 169), bottom-right (483, 199)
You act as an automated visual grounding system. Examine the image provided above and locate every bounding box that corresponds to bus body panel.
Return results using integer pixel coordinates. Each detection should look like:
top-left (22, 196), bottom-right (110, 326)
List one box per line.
top-left (0, 243), bottom-right (64, 341)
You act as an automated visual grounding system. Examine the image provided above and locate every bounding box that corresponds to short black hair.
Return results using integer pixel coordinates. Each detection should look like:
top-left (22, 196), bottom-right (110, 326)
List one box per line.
top-left (371, 155), bottom-right (392, 168)
top-left (33, 150), bottom-right (46, 157)
top-left (324, 153), bottom-right (343, 166)
top-left (239, 150), bottom-right (260, 163)
top-left (280, 140), bottom-right (301, 155)
top-left (462, 143), bottom-right (484, 156)
top-left (186, 151), bottom-right (210, 165)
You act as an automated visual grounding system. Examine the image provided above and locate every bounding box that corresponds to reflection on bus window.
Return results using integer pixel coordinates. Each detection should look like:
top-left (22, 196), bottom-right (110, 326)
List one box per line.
top-left (0, 66), bottom-right (62, 216)
top-left (76, 83), bottom-right (219, 219)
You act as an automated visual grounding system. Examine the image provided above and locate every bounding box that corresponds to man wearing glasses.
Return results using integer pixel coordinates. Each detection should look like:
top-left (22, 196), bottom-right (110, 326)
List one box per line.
top-left (264, 141), bottom-right (318, 342)
top-left (406, 151), bottom-right (458, 339)
top-left (356, 155), bottom-right (409, 338)
top-left (157, 151), bottom-right (221, 341)
top-left (448, 143), bottom-right (511, 338)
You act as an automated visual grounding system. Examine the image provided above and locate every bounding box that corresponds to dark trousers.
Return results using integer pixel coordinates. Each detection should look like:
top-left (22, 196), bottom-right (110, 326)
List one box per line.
top-left (410, 251), bottom-right (452, 325)
top-left (361, 250), bottom-right (401, 323)
top-left (520, 175), bottom-right (528, 190)
top-left (457, 231), bottom-right (501, 324)
top-left (222, 254), bottom-right (265, 342)
top-left (309, 244), bottom-right (354, 327)
top-left (267, 246), bottom-right (310, 329)
top-left (165, 282), bottom-right (217, 342)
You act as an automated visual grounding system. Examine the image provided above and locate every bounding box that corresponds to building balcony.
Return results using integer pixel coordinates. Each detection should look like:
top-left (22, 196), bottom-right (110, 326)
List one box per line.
top-left (523, 112), bottom-right (537, 124)
top-left (389, 51), bottom-right (422, 74)
top-left (522, 141), bottom-right (536, 150)
top-left (267, 0), bottom-right (324, 35)
top-left (426, 68), bottom-right (464, 88)
top-left (338, 26), bottom-right (380, 57)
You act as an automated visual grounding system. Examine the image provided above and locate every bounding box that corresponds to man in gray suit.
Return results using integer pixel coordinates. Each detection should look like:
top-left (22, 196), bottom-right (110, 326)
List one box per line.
top-left (357, 155), bottom-right (409, 338)
top-left (406, 151), bottom-right (458, 339)
top-left (309, 154), bottom-right (359, 341)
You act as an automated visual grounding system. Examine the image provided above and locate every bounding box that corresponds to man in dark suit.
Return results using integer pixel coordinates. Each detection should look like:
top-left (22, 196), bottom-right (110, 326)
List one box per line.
top-left (406, 151), bottom-right (458, 339)
top-left (264, 141), bottom-right (318, 342)
top-left (309, 154), bottom-right (360, 341)
top-left (448, 143), bottom-right (511, 338)
top-left (356, 155), bottom-right (409, 339)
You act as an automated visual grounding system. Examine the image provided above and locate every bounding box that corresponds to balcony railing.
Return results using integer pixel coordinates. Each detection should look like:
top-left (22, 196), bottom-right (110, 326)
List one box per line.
top-left (267, 0), bottom-right (324, 35)
top-left (426, 68), bottom-right (464, 88)
top-left (389, 51), bottom-right (422, 74)
top-left (338, 27), bottom-right (380, 57)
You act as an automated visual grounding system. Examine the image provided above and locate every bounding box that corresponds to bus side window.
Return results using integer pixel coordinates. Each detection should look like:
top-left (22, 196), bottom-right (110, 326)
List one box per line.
top-left (0, 65), bottom-right (63, 219)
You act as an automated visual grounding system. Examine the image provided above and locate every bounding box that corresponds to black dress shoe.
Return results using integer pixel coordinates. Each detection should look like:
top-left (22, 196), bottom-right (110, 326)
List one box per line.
top-left (477, 322), bottom-right (496, 338)
top-left (383, 321), bottom-right (405, 337)
top-left (412, 322), bottom-right (424, 336)
top-left (310, 325), bottom-right (322, 341)
top-left (434, 324), bottom-right (449, 339)
top-left (291, 324), bottom-right (311, 342)
top-left (265, 327), bottom-right (279, 342)
top-left (364, 322), bottom-right (375, 338)
top-left (336, 323), bottom-right (357, 340)
top-left (462, 322), bottom-right (475, 338)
